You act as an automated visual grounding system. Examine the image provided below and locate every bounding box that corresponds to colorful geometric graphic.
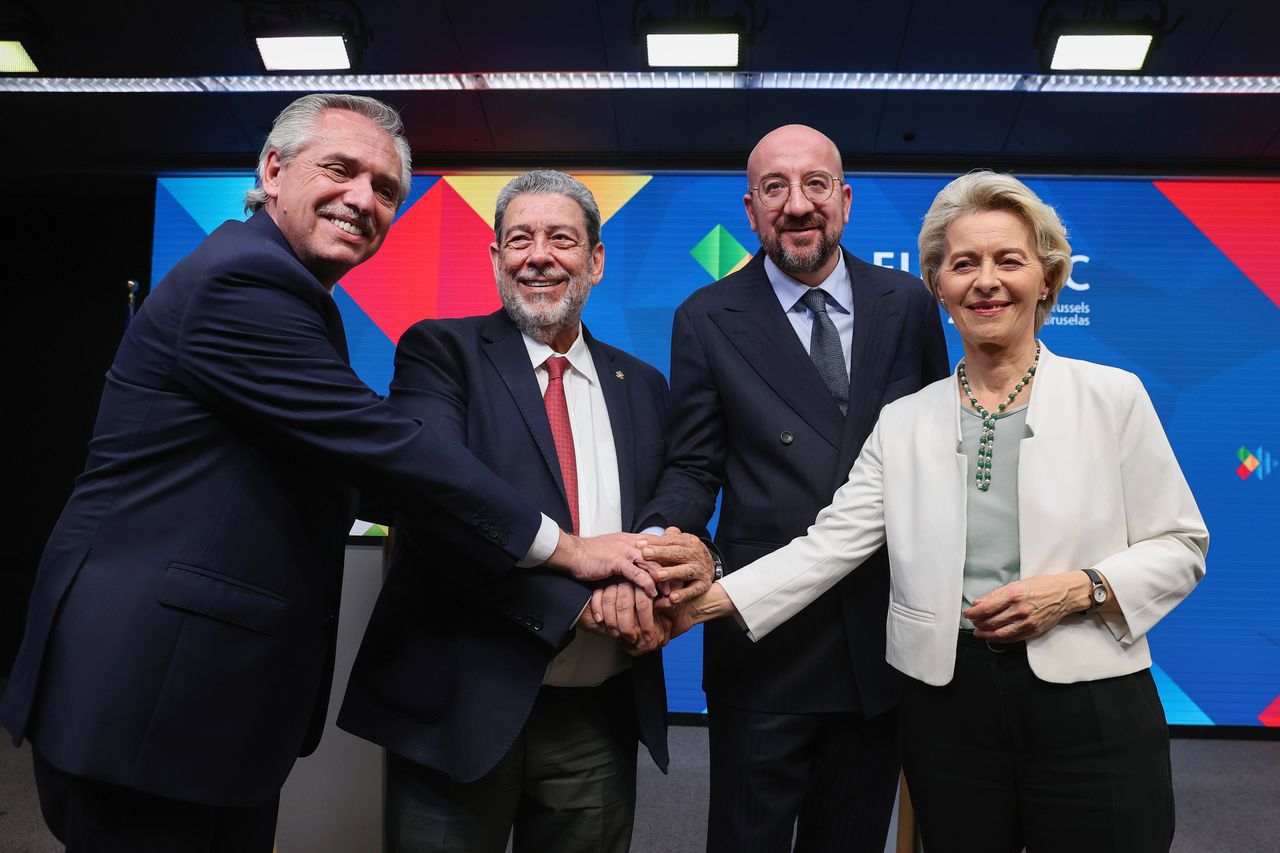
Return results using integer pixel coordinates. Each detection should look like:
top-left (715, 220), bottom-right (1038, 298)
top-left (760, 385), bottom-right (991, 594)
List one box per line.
top-left (151, 172), bottom-right (1280, 723)
top-left (1236, 445), bottom-right (1274, 480)
top-left (690, 224), bottom-right (752, 280)
top-left (1259, 695), bottom-right (1280, 727)
top-left (1150, 663), bottom-right (1213, 725)
top-left (1154, 181), bottom-right (1280, 311)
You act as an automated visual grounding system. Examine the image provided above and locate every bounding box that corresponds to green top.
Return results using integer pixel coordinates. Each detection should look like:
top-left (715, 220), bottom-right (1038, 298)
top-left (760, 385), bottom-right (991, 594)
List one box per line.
top-left (959, 403), bottom-right (1030, 629)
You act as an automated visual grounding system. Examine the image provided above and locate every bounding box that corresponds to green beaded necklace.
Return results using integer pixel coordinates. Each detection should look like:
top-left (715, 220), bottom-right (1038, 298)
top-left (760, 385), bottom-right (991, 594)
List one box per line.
top-left (957, 340), bottom-right (1041, 492)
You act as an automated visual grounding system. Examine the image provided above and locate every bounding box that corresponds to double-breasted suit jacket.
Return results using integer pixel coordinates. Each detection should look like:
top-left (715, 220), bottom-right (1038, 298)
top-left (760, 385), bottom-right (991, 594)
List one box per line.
top-left (639, 249), bottom-right (949, 715)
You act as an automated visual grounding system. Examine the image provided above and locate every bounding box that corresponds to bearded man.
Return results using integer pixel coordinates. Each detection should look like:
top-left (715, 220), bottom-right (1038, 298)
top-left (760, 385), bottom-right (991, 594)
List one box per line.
top-left (636, 125), bottom-right (949, 853)
top-left (339, 170), bottom-right (672, 853)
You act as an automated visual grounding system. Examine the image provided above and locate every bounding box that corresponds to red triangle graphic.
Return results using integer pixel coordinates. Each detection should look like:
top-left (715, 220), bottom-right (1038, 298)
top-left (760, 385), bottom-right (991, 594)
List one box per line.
top-left (1154, 180), bottom-right (1280, 311)
top-left (340, 184), bottom-right (443, 345)
top-left (434, 182), bottom-right (503, 320)
top-left (1260, 694), bottom-right (1280, 728)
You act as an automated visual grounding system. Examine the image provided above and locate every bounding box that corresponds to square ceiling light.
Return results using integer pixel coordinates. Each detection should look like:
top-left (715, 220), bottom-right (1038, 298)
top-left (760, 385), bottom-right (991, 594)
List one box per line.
top-left (1050, 33), bottom-right (1154, 71)
top-left (0, 40), bottom-right (37, 73)
top-left (255, 35), bottom-right (352, 71)
top-left (645, 32), bottom-right (740, 68)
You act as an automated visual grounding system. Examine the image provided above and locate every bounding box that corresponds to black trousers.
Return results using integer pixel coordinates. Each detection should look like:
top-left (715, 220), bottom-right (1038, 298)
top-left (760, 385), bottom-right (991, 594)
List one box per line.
top-left (705, 699), bottom-right (900, 853)
top-left (900, 632), bottom-right (1175, 853)
top-left (385, 672), bottom-right (639, 853)
top-left (32, 749), bottom-right (279, 853)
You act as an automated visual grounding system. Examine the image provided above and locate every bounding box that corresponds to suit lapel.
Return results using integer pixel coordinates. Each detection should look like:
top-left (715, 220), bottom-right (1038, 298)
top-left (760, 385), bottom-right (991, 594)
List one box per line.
top-left (479, 312), bottom-right (570, 512)
top-left (587, 331), bottom-right (637, 529)
top-left (246, 211), bottom-right (352, 364)
top-left (710, 254), bottom-right (845, 449)
top-left (835, 251), bottom-right (908, 476)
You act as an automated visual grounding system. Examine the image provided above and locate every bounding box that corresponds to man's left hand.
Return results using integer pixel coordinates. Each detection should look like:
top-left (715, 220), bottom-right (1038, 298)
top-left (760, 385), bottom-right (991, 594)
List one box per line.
top-left (582, 583), bottom-right (668, 655)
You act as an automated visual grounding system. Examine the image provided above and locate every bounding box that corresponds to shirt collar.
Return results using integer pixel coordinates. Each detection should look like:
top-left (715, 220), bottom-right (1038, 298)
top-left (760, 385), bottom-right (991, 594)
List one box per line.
top-left (765, 251), bottom-right (853, 315)
top-left (521, 324), bottom-right (598, 386)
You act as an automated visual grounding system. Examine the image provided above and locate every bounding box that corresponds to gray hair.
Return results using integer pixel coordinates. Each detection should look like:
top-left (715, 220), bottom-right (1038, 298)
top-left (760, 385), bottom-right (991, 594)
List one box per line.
top-left (244, 93), bottom-right (413, 213)
top-left (493, 170), bottom-right (601, 249)
top-left (918, 171), bottom-right (1072, 331)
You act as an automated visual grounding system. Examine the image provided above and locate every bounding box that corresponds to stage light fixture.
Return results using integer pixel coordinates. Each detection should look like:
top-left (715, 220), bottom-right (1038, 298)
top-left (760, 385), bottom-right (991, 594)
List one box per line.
top-left (646, 32), bottom-right (739, 68)
top-left (634, 1), bottom-right (760, 69)
top-left (1050, 33), bottom-right (1152, 71)
top-left (244, 0), bottom-right (370, 72)
top-left (255, 33), bottom-right (351, 71)
top-left (1035, 0), bottom-right (1176, 73)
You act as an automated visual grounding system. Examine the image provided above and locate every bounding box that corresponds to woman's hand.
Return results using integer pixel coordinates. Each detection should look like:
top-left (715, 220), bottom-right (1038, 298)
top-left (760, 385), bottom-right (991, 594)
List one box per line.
top-left (964, 571), bottom-right (1098, 642)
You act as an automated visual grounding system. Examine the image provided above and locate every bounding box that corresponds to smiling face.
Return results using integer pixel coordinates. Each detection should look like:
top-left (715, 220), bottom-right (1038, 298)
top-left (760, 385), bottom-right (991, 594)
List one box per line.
top-left (744, 124), bottom-right (852, 285)
top-left (491, 192), bottom-right (604, 352)
top-left (262, 108), bottom-right (403, 287)
top-left (937, 209), bottom-right (1049, 355)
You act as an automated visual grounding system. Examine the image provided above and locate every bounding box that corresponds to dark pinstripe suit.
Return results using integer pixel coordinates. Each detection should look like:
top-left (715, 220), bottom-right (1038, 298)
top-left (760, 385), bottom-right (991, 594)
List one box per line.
top-left (639, 249), bottom-right (948, 852)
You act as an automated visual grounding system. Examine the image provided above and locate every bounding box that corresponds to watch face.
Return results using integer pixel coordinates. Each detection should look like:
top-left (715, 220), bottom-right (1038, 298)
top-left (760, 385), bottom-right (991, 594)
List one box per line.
top-left (1093, 586), bottom-right (1108, 604)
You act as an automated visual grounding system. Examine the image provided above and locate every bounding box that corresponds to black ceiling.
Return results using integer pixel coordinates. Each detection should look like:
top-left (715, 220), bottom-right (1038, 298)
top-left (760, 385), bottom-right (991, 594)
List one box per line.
top-left (5, 0), bottom-right (1279, 174)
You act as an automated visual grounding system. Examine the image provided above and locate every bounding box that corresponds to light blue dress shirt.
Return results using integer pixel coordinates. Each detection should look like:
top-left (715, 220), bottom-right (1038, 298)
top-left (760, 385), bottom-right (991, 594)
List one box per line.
top-left (764, 253), bottom-right (855, 369)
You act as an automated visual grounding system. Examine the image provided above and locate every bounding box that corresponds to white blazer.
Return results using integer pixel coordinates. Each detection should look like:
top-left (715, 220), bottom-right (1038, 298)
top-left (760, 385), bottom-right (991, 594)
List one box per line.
top-left (721, 345), bottom-right (1208, 686)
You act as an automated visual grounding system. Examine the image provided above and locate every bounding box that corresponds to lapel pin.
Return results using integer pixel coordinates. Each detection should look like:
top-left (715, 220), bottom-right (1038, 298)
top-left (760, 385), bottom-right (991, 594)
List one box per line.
top-left (615, 370), bottom-right (625, 380)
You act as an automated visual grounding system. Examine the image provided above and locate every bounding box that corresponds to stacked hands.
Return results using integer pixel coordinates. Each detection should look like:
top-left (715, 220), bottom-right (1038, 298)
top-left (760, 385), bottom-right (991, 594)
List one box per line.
top-left (561, 527), bottom-right (715, 656)
top-left (559, 528), bottom-right (1096, 654)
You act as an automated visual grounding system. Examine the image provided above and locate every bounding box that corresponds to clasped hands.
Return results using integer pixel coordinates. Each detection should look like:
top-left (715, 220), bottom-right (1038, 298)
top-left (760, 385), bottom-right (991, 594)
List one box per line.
top-left (573, 527), bottom-right (714, 656)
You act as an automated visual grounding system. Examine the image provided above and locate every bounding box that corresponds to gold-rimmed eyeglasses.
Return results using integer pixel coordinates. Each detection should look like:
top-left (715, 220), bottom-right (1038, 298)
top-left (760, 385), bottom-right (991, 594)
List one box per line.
top-left (750, 171), bottom-right (843, 208)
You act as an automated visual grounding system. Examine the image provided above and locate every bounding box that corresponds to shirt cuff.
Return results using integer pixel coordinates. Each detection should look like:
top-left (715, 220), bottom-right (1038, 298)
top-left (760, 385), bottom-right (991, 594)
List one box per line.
top-left (639, 526), bottom-right (664, 536)
top-left (518, 514), bottom-right (562, 568)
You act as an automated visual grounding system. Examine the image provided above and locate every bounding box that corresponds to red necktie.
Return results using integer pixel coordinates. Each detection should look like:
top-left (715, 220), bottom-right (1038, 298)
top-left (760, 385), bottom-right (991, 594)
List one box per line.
top-left (543, 356), bottom-right (579, 534)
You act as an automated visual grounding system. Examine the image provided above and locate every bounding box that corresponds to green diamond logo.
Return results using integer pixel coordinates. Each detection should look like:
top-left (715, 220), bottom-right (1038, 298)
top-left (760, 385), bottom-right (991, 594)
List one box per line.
top-left (690, 224), bottom-right (751, 280)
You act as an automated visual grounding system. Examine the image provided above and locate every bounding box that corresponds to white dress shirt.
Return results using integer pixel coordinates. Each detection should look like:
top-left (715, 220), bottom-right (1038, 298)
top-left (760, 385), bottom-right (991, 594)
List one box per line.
top-left (521, 327), bottom-right (631, 687)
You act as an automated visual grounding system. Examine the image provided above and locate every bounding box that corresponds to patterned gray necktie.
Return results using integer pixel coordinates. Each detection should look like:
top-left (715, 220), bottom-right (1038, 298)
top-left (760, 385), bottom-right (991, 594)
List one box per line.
top-left (800, 288), bottom-right (849, 415)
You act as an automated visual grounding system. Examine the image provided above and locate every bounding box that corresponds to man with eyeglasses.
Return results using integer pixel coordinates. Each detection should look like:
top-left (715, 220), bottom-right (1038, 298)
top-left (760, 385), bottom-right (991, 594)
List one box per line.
top-left (638, 124), bottom-right (948, 853)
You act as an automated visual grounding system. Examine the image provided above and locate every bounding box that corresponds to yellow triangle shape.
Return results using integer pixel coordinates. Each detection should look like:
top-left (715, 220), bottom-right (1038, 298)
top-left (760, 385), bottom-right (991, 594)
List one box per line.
top-left (727, 251), bottom-right (753, 276)
top-left (444, 173), bottom-right (652, 230)
top-left (572, 175), bottom-right (652, 225)
top-left (443, 174), bottom-right (521, 228)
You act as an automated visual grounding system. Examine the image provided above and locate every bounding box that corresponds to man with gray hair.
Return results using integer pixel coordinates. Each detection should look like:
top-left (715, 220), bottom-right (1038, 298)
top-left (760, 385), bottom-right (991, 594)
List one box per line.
top-left (1, 100), bottom-right (667, 852)
top-left (340, 169), bottom-right (677, 853)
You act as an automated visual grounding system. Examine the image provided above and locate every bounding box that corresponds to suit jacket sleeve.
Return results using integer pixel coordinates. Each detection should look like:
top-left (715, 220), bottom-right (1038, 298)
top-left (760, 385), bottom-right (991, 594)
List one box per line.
top-left (386, 321), bottom-right (588, 648)
top-left (637, 301), bottom-right (724, 534)
top-left (1093, 372), bottom-right (1208, 642)
top-left (719, 419), bottom-right (890, 638)
top-left (172, 256), bottom-right (541, 575)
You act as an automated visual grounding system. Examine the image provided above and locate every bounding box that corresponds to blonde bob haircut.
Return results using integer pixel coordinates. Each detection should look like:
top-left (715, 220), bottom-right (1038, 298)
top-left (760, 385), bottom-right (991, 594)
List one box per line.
top-left (917, 171), bottom-right (1072, 331)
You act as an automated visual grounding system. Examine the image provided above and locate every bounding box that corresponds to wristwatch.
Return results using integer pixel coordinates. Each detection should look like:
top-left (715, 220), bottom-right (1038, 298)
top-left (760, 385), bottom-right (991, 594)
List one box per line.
top-left (711, 551), bottom-right (724, 581)
top-left (1080, 568), bottom-right (1108, 614)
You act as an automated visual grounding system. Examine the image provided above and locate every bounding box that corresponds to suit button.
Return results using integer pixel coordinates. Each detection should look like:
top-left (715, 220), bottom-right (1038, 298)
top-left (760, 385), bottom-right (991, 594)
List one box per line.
top-left (780, 431), bottom-right (794, 445)
top-left (498, 533), bottom-right (509, 546)
top-left (531, 621), bottom-right (543, 631)
top-left (479, 520), bottom-right (491, 532)
top-left (470, 517), bottom-right (480, 526)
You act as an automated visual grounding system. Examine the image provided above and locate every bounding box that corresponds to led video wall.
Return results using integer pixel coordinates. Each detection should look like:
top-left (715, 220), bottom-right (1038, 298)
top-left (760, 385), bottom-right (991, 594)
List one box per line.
top-left (152, 172), bottom-right (1279, 727)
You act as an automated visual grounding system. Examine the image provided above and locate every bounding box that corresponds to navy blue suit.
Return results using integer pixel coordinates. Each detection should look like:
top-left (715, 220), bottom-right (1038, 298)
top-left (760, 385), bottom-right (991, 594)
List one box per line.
top-left (639, 249), bottom-right (948, 851)
top-left (0, 212), bottom-right (542, 810)
top-left (339, 310), bottom-right (669, 784)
